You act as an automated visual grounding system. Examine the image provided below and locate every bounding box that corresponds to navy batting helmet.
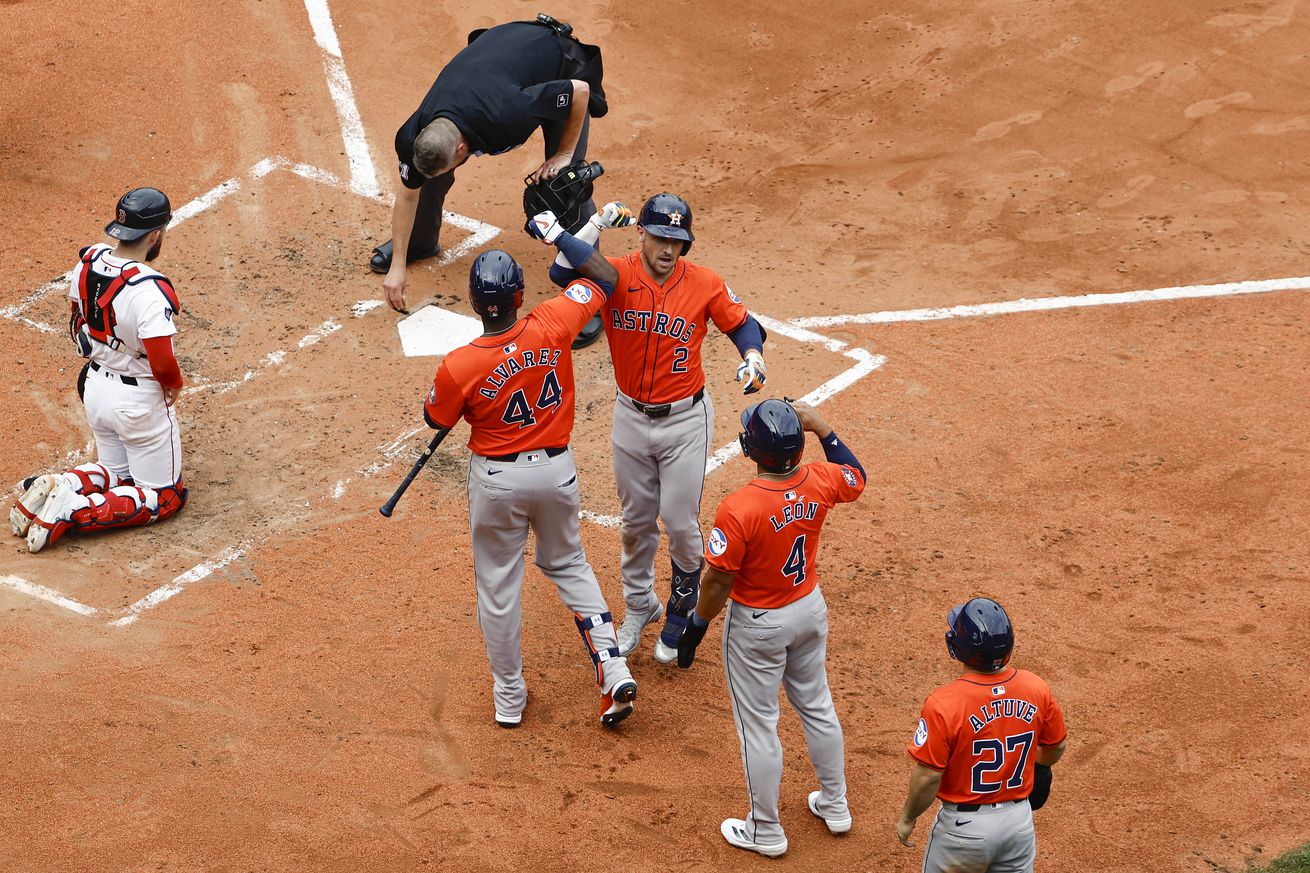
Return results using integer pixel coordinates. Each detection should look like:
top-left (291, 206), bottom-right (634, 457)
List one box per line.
top-left (468, 250), bottom-right (525, 318)
top-left (105, 187), bottom-right (172, 241)
top-left (945, 598), bottom-right (1014, 672)
top-left (739, 400), bottom-right (805, 474)
top-left (639, 193), bottom-right (694, 254)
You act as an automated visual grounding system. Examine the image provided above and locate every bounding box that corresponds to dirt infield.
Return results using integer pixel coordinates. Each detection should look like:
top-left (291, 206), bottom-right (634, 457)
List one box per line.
top-left (2, 1), bottom-right (1307, 870)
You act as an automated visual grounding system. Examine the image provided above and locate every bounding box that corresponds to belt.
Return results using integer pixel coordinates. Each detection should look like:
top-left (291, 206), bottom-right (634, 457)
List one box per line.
top-left (90, 361), bottom-right (139, 386)
top-left (627, 388), bottom-right (704, 419)
top-left (950, 799), bottom-right (1026, 813)
top-left (484, 446), bottom-right (568, 463)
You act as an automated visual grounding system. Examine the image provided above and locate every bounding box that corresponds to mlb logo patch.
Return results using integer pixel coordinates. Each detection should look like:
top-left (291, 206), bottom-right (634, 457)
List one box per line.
top-left (842, 467), bottom-right (858, 487)
top-left (784, 491), bottom-right (797, 501)
top-left (992, 685), bottom-right (1006, 696)
top-left (503, 342), bottom-right (518, 354)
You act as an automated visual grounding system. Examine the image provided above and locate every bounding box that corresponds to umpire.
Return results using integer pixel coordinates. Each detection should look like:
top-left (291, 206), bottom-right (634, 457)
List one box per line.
top-left (374, 14), bottom-right (607, 347)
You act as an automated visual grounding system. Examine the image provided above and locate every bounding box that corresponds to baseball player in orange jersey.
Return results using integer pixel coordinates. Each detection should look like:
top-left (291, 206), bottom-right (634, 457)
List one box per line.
top-left (422, 212), bottom-right (636, 729)
top-left (675, 399), bottom-right (866, 857)
top-left (898, 598), bottom-right (1068, 872)
top-left (11, 187), bottom-right (187, 553)
top-left (550, 193), bottom-right (770, 664)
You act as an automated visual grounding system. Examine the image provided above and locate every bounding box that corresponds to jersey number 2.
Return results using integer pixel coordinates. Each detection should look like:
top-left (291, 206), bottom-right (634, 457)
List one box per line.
top-left (970, 731), bottom-right (1035, 793)
top-left (782, 534), bottom-right (807, 587)
top-left (501, 370), bottom-right (563, 428)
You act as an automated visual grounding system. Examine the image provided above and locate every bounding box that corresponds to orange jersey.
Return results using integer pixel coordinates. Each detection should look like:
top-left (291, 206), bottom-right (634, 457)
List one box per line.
top-left (425, 280), bottom-right (604, 455)
top-left (907, 667), bottom-right (1068, 804)
top-left (705, 461), bottom-right (865, 609)
top-left (604, 252), bottom-right (749, 404)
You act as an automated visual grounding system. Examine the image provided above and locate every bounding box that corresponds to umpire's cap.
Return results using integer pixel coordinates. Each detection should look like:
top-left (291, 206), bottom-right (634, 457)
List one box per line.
top-left (105, 187), bottom-right (172, 241)
top-left (639, 193), bottom-right (694, 252)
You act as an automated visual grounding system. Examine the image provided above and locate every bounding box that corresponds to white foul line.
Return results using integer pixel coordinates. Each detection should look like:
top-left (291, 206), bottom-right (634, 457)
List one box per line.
top-left (0, 575), bottom-right (98, 617)
top-left (109, 545), bottom-right (248, 627)
top-left (793, 276), bottom-right (1310, 328)
top-left (302, 0), bottom-right (379, 198)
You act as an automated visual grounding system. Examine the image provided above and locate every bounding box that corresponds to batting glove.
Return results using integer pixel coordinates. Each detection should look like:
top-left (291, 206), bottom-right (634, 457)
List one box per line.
top-left (677, 613), bottom-right (710, 669)
top-left (589, 201), bottom-right (634, 230)
top-left (526, 209), bottom-right (564, 245)
top-left (736, 350), bottom-right (767, 395)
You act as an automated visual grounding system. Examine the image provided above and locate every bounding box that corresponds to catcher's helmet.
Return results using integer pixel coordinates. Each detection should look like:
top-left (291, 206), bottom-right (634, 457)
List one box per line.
top-left (468, 250), bottom-right (525, 318)
top-left (739, 400), bottom-right (805, 474)
top-left (105, 187), bottom-right (172, 241)
top-left (639, 193), bottom-right (694, 254)
top-left (945, 598), bottom-right (1014, 672)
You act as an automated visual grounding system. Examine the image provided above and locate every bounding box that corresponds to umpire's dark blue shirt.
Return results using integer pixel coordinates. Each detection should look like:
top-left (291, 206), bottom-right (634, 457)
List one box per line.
top-left (394, 22), bottom-right (575, 189)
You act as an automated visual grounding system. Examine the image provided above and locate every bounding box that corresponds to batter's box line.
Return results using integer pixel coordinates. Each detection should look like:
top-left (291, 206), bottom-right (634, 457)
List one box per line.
top-left (0, 543), bottom-right (248, 626)
top-left (0, 155), bottom-right (501, 334)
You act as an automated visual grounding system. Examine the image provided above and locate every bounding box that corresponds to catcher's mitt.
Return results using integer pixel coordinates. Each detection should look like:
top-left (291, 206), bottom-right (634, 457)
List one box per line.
top-left (523, 160), bottom-right (604, 232)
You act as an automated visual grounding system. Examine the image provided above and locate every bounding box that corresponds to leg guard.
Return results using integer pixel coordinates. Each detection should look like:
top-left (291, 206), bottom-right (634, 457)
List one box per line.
top-left (660, 562), bottom-right (703, 647)
top-left (574, 611), bottom-right (621, 687)
top-left (67, 462), bottom-right (122, 496)
top-left (79, 479), bottom-right (187, 531)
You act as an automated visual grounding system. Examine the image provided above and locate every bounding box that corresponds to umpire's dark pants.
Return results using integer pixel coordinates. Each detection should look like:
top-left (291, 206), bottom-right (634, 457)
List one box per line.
top-left (411, 116), bottom-right (594, 249)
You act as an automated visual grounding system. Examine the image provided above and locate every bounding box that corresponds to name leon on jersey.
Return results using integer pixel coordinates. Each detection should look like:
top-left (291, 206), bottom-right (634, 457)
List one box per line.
top-left (478, 348), bottom-right (563, 399)
top-left (610, 308), bottom-right (696, 344)
top-left (770, 498), bottom-right (820, 532)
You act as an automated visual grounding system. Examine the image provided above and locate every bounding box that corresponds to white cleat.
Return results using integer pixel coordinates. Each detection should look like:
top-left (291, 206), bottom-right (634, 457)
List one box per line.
top-left (26, 479), bottom-right (83, 554)
top-left (808, 790), bottom-right (852, 834)
top-left (720, 818), bottom-right (788, 857)
top-left (10, 475), bottom-right (59, 537)
top-left (615, 599), bottom-right (663, 656)
top-left (652, 637), bottom-right (678, 664)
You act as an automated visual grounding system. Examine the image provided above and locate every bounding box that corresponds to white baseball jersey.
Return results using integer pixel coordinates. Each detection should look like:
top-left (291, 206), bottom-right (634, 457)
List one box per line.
top-left (70, 243), bottom-right (178, 379)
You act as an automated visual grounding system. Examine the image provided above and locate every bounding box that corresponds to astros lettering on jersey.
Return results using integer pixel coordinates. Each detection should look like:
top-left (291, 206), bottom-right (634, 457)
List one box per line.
top-left (604, 252), bottom-right (748, 404)
top-left (908, 667), bottom-right (1068, 804)
top-left (705, 461), bottom-right (865, 609)
top-left (425, 280), bottom-right (604, 454)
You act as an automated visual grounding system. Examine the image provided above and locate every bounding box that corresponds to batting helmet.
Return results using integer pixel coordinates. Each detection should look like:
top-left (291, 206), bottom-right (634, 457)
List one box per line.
top-left (639, 193), bottom-right (694, 254)
top-left (105, 187), bottom-right (172, 241)
top-left (945, 598), bottom-right (1014, 672)
top-left (739, 400), bottom-right (805, 474)
top-left (468, 250), bottom-right (525, 318)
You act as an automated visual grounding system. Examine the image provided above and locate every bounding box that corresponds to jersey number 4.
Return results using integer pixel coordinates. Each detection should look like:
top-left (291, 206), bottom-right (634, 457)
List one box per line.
top-left (971, 731), bottom-right (1035, 793)
top-left (501, 370), bottom-right (563, 428)
top-left (782, 534), bottom-right (807, 587)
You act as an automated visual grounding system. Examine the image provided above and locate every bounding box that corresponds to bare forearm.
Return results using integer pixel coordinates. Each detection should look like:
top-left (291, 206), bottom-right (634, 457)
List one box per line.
top-left (1037, 739), bottom-right (1066, 767)
top-left (694, 567), bottom-right (735, 623)
top-left (554, 80), bottom-right (589, 159)
top-left (900, 766), bottom-right (943, 822)
top-left (389, 186), bottom-right (422, 268)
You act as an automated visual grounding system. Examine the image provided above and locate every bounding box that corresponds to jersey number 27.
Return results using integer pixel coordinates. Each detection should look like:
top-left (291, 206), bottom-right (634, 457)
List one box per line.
top-left (971, 731), bottom-right (1035, 793)
top-left (501, 370), bottom-right (563, 428)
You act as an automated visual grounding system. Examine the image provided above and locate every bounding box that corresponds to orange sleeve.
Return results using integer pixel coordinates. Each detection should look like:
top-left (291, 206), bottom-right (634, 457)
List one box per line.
top-left (532, 280), bottom-right (606, 343)
top-left (424, 361), bottom-right (465, 429)
top-left (907, 694), bottom-right (954, 771)
top-left (705, 498), bottom-right (749, 573)
top-left (811, 462), bottom-right (866, 506)
top-left (1038, 688), bottom-right (1068, 747)
top-left (705, 274), bottom-right (749, 334)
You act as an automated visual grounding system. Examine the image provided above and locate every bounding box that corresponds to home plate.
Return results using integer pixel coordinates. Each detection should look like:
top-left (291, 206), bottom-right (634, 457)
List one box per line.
top-left (398, 304), bottom-right (483, 357)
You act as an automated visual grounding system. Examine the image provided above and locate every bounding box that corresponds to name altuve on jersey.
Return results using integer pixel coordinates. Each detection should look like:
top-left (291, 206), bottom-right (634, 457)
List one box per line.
top-left (969, 697), bottom-right (1039, 733)
top-left (478, 347), bottom-right (563, 399)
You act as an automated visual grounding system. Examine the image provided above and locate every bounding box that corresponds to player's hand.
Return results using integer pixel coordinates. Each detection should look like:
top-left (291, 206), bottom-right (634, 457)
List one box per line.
top-left (896, 816), bottom-right (916, 847)
top-left (589, 201), bottom-right (633, 230)
top-left (787, 399), bottom-right (833, 437)
top-left (163, 385), bottom-right (181, 407)
top-left (677, 613), bottom-right (710, 669)
top-left (526, 210), bottom-right (564, 245)
top-left (528, 152), bottom-right (572, 184)
top-left (736, 350), bottom-right (767, 395)
top-left (383, 263), bottom-right (408, 313)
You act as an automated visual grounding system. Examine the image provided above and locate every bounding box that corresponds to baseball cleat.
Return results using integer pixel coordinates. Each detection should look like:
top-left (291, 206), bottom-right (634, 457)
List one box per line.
top-left (600, 678), bottom-right (637, 728)
top-left (653, 612), bottom-right (689, 664)
top-left (615, 599), bottom-right (663, 656)
top-left (652, 637), bottom-right (678, 664)
top-left (720, 819), bottom-right (788, 857)
top-left (25, 479), bottom-right (83, 553)
top-left (807, 790), bottom-right (852, 834)
top-left (10, 474), bottom-right (59, 537)
top-left (369, 239), bottom-right (442, 274)
top-left (495, 712), bottom-right (523, 729)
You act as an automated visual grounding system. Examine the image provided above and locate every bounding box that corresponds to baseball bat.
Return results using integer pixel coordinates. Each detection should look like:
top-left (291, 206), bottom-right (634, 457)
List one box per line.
top-left (379, 428), bottom-right (450, 518)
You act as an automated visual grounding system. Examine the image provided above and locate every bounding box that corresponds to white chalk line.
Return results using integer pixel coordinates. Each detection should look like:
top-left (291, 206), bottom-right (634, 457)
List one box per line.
top-left (303, 0), bottom-right (378, 198)
top-left (0, 575), bottom-right (98, 616)
top-left (793, 276), bottom-right (1310, 328)
top-left (109, 545), bottom-right (249, 627)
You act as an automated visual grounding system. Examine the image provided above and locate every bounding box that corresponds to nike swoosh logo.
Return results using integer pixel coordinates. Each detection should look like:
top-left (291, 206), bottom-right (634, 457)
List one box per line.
top-left (752, 610), bottom-right (767, 619)
top-left (955, 819), bottom-right (972, 826)
top-left (487, 469), bottom-right (503, 475)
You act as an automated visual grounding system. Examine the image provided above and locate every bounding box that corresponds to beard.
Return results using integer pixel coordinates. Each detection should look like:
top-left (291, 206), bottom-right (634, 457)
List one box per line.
top-left (145, 236), bottom-right (163, 261)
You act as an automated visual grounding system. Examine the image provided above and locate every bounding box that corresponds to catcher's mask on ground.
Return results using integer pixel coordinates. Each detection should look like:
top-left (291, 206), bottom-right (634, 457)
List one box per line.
top-left (945, 597), bottom-right (1015, 671)
top-left (739, 400), bottom-right (805, 474)
top-left (468, 250), bottom-right (525, 319)
top-left (638, 192), bottom-right (694, 255)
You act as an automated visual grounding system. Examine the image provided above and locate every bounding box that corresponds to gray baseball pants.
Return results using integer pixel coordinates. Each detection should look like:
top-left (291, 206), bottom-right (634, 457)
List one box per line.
top-left (923, 799), bottom-right (1036, 872)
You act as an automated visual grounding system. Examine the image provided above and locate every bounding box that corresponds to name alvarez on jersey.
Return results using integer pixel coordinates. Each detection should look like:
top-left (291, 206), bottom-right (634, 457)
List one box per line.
top-left (478, 347), bottom-right (563, 399)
